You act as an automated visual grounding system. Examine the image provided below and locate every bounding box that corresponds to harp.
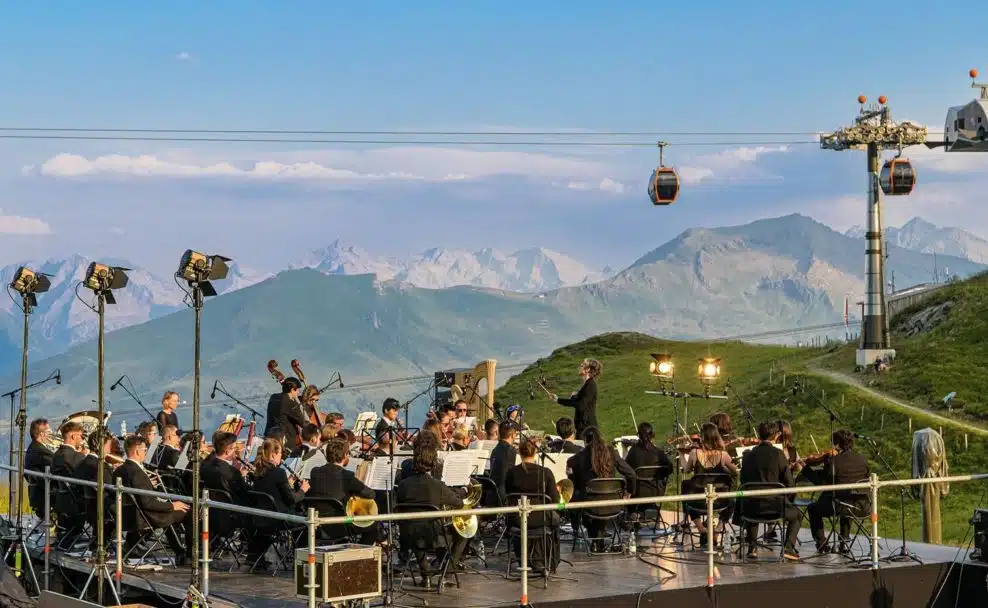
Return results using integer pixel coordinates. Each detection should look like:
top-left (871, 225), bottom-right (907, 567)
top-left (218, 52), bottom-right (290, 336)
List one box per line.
top-left (447, 359), bottom-right (496, 427)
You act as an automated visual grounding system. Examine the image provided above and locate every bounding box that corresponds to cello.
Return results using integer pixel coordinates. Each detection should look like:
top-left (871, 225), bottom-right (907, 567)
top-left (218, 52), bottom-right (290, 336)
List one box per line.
top-left (292, 359), bottom-right (326, 427)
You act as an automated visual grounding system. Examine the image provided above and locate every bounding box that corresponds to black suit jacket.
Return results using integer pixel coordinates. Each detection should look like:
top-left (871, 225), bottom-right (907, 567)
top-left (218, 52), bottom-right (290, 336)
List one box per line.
top-left (488, 441), bottom-right (518, 503)
top-left (556, 378), bottom-right (598, 436)
top-left (625, 443), bottom-right (673, 497)
top-left (505, 462), bottom-right (559, 528)
top-left (51, 444), bottom-right (87, 478)
top-left (395, 471), bottom-right (465, 549)
top-left (264, 393), bottom-right (306, 444)
top-left (200, 456), bottom-right (250, 505)
top-left (566, 446), bottom-right (636, 497)
top-left (25, 441), bottom-right (54, 514)
top-left (548, 439), bottom-right (582, 454)
top-left (152, 444), bottom-right (180, 470)
top-left (75, 455), bottom-right (114, 485)
top-left (252, 466), bottom-right (305, 514)
top-left (740, 442), bottom-right (793, 487)
top-left (803, 449), bottom-right (871, 504)
top-left (309, 462), bottom-right (374, 505)
top-left (114, 459), bottom-right (176, 528)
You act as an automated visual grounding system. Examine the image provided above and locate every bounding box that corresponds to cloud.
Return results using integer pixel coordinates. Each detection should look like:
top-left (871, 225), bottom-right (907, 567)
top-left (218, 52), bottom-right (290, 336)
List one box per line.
top-left (0, 209), bottom-right (52, 235)
top-left (678, 145), bottom-right (791, 184)
top-left (175, 52), bottom-right (196, 62)
top-left (563, 177), bottom-right (626, 194)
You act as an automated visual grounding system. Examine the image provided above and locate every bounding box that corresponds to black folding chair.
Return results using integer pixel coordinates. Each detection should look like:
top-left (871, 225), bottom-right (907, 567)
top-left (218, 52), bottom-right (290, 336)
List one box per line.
top-left (737, 482), bottom-right (788, 561)
top-left (576, 478), bottom-right (627, 555)
top-left (632, 465), bottom-right (673, 535)
top-left (394, 503), bottom-right (460, 593)
top-left (681, 472), bottom-right (733, 551)
top-left (246, 491), bottom-right (306, 574)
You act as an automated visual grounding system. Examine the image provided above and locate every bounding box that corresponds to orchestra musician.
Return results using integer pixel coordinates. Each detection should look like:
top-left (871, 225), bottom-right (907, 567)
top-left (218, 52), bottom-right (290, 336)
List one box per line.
top-left (373, 398), bottom-right (403, 451)
top-left (264, 377), bottom-right (306, 448)
top-left (248, 438), bottom-right (309, 567)
top-left (115, 435), bottom-right (192, 565)
top-left (682, 422), bottom-right (736, 536)
top-left (505, 437), bottom-right (561, 572)
top-left (395, 432), bottom-right (468, 579)
top-left (289, 424), bottom-right (322, 459)
top-left (737, 421), bottom-right (800, 561)
top-left (449, 426), bottom-right (471, 451)
top-left (152, 424), bottom-right (182, 470)
top-left (324, 412), bottom-right (345, 436)
top-left (155, 391), bottom-right (181, 433)
top-left (566, 426), bottom-right (636, 552)
top-left (300, 385), bottom-right (325, 427)
top-left (548, 358), bottom-right (601, 437)
top-left (452, 400), bottom-right (469, 424)
top-left (505, 404), bottom-right (529, 431)
top-left (625, 422), bottom-right (673, 500)
top-left (308, 438), bottom-right (378, 545)
top-left (25, 418), bottom-right (54, 517)
top-left (200, 431), bottom-right (251, 541)
top-left (802, 429), bottom-right (871, 553)
top-left (548, 417), bottom-right (582, 454)
top-left (488, 420), bottom-right (518, 504)
top-left (75, 428), bottom-right (119, 484)
top-left (51, 421), bottom-right (88, 478)
top-left (482, 419), bottom-right (498, 442)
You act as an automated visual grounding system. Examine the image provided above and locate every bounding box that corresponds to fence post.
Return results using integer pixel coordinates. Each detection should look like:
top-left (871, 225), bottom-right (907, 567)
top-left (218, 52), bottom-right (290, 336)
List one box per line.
top-left (202, 489), bottom-right (210, 600)
top-left (43, 466), bottom-right (50, 591)
top-left (706, 484), bottom-right (715, 588)
top-left (307, 507), bottom-right (317, 608)
top-left (520, 495), bottom-right (531, 606)
top-left (115, 478), bottom-right (123, 598)
top-left (870, 474), bottom-right (880, 570)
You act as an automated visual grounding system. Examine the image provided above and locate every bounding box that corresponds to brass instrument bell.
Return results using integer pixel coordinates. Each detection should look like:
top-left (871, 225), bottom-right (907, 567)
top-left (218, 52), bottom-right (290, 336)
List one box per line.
top-left (451, 480), bottom-right (483, 538)
top-left (556, 478), bottom-right (574, 504)
top-left (345, 496), bottom-right (379, 528)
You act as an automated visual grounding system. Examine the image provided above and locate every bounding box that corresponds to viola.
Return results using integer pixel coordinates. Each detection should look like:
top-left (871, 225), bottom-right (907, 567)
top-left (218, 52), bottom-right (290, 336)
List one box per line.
top-left (725, 436), bottom-right (759, 448)
top-left (798, 447), bottom-right (839, 467)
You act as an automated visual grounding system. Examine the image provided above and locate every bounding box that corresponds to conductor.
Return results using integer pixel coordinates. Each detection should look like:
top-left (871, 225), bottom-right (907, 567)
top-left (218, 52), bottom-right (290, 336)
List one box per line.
top-left (548, 358), bottom-right (601, 437)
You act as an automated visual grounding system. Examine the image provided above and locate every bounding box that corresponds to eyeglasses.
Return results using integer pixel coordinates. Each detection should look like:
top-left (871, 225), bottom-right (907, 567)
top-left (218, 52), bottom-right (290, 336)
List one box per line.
top-left (456, 408), bottom-right (467, 413)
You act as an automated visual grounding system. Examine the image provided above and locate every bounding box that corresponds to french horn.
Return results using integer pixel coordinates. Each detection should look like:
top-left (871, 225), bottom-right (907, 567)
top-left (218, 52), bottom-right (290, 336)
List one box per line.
top-left (557, 478), bottom-right (574, 504)
top-left (451, 480), bottom-right (483, 538)
top-left (345, 495), bottom-right (379, 528)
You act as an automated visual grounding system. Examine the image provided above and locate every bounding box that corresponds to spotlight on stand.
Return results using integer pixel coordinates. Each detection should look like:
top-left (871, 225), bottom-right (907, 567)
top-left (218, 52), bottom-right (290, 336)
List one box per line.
top-left (698, 357), bottom-right (721, 393)
top-left (648, 353), bottom-right (675, 389)
top-left (176, 249), bottom-right (230, 599)
top-left (80, 261), bottom-right (129, 605)
top-left (6, 266), bottom-right (51, 594)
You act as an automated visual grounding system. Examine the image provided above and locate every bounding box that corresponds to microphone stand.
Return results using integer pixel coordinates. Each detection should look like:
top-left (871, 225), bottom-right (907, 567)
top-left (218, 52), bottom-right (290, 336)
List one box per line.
top-left (519, 429), bottom-right (575, 584)
top-left (112, 375), bottom-right (158, 428)
top-left (212, 381), bottom-right (265, 436)
top-left (857, 435), bottom-right (921, 564)
top-left (724, 381), bottom-right (757, 438)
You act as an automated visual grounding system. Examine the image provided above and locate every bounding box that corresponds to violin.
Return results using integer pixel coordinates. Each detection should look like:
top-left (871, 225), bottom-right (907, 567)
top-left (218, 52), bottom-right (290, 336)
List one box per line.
top-left (725, 436), bottom-right (760, 448)
top-left (667, 433), bottom-right (700, 448)
top-left (798, 447), bottom-right (839, 467)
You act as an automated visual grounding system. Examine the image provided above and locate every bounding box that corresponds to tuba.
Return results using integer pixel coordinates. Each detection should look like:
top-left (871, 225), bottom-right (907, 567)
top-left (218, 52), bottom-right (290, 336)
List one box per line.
top-left (451, 480), bottom-right (483, 538)
top-left (345, 495), bottom-right (379, 528)
top-left (556, 478), bottom-right (574, 504)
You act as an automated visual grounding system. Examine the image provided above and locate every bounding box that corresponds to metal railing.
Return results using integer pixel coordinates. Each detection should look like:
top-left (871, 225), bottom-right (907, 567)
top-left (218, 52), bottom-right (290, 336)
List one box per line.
top-left (4, 463), bottom-right (988, 608)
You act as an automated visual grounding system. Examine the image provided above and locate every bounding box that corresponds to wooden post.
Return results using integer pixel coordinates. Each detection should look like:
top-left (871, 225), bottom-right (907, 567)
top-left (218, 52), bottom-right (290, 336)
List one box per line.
top-left (908, 418), bottom-right (912, 433)
top-left (881, 413), bottom-right (885, 430)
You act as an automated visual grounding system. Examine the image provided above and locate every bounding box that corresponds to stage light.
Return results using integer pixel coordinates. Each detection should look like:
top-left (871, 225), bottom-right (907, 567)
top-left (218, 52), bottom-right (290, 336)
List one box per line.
top-left (83, 263), bottom-right (129, 303)
top-left (649, 353), bottom-right (674, 380)
top-left (176, 249), bottom-right (231, 296)
top-left (698, 357), bottom-right (721, 385)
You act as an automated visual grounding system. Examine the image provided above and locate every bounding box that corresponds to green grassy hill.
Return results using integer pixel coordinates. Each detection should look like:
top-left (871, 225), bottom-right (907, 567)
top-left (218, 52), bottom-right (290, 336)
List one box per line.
top-left (498, 332), bottom-right (988, 545)
top-left (818, 272), bottom-right (988, 423)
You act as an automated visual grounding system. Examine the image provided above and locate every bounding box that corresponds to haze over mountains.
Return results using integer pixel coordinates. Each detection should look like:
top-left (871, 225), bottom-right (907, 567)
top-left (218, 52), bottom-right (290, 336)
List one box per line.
top-left (845, 217), bottom-right (988, 268)
top-left (1, 213), bottom-right (983, 431)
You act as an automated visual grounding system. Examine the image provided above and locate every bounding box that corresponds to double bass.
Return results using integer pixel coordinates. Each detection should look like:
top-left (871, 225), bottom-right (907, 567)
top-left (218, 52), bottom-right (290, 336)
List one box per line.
top-left (292, 359), bottom-right (326, 427)
top-left (267, 359), bottom-right (304, 448)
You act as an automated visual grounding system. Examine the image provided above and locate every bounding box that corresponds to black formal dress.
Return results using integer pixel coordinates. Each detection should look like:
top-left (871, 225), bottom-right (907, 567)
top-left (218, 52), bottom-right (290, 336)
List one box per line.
top-left (114, 459), bottom-right (190, 558)
top-left (566, 447), bottom-right (636, 545)
top-left (25, 441), bottom-right (54, 517)
top-left (155, 410), bottom-right (179, 432)
top-left (738, 442), bottom-right (800, 553)
top-left (625, 442), bottom-right (673, 500)
top-left (309, 462), bottom-right (377, 544)
top-left (395, 471), bottom-right (467, 574)
top-left (505, 462), bottom-right (561, 570)
top-left (556, 377), bottom-right (598, 437)
top-left (487, 441), bottom-right (517, 505)
top-left (804, 449), bottom-right (871, 548)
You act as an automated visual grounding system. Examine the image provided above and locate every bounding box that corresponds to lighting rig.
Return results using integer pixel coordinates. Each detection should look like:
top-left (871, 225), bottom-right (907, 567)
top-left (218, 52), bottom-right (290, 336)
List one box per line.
top-left (175, 249), bottom-right (230, 607)
top-left (77, 262), bottom-right (130, 604)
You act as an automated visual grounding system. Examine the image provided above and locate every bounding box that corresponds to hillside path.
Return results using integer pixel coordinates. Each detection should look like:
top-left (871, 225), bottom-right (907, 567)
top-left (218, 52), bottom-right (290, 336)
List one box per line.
top-left (805, 360), bottom-right (988, 437)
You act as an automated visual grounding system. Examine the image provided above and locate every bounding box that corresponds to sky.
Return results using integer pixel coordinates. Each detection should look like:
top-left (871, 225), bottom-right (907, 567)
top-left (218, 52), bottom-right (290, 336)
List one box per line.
top-left (1, 1), bottom-right (987, 276)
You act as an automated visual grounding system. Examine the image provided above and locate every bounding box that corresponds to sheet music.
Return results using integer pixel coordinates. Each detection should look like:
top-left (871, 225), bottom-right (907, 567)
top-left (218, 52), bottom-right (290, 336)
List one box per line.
top-left (175, 449), bottom-right (189, 470)
top-left (283, 456), bottom-right (302, 478)
top-left (439, 451), bottom-right (479, 486)
top-left (144, 437), bottom-right (161, 464)
top-left (456, 416), bottom-right (476, 431)
top-left (299, 451), bottom-right (328, 479)
top-left (470, 440), bottom-right (497, 451)
top-left (344, 457), bottom-right (360, 473)
top-left (364, 456), bottom-right (409, 491)
top-left (243, 436), bottom-right (263, 462)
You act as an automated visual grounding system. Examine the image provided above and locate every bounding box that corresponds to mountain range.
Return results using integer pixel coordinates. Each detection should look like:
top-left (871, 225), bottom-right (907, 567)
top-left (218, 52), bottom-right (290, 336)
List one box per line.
top-left (1, 213), bottom-right (983, 432)
top-left (845, 217), bottom-right (988, 268)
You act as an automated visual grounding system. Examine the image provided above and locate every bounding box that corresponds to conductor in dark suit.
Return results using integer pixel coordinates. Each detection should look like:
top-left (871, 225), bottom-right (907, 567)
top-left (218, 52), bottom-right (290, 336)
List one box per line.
top-left (547, 418), bottom-right (582, 454)
top-left (548, 358), bottom-right (601, 437)
top-left (395, 434), bottom-right (468, 577)
top-left (488, 420), bottom-right (518, 505)
top-left (115, 435), bottom-right (192, 564)
top-left (804, 429), bottom-right (871, 553)
top-left (264, 377), bottom-right (305, 447)
top-left (309, 438), bottom-right (377, 544)
top-left (25, 419), bottom-right (55, 517)
top-left (738, 421), bottom-right (800, 559)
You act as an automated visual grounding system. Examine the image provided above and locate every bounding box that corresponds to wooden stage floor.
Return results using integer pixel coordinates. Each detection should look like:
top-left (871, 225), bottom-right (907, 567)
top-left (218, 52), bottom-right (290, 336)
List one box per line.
top-left (31, 527), bottom-right (979, 608)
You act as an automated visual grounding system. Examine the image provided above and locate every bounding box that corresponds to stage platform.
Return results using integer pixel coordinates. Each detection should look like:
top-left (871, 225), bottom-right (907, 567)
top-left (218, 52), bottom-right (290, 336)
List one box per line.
top-left (29, 528), bottom-right (988, 608)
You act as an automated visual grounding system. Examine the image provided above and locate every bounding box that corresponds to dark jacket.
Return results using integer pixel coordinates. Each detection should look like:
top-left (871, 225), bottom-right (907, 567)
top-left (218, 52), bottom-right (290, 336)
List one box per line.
top-left (51, 444), bottom-right (87, 478)
top-left (114, 459), bottom-right (176, 527)
top-left (566, 446), bottom-right (636, 498)
top-left (556, 378), bottom-right (598, 436)
top-left (251, 465), bottom-right (305, 515)
top-left (625, 442), bottom-right (673, 497)
top-left (152, 444), bottom-right (181, 470)
top-left (309, 462), bottom-right (375, 504)
top-left (200, 456), bottom-right (251, 505)
top-left (156, 410), bottom-right (179, 433)
top-left (739, 441), bottom-right (793, 517)
top-left (264, 393), bottom-right (306, 446)
top-left (25, 441), bottom-right (54, 515)
top-left (395, 470), bottom-right (465, 550)
top-left (505, 462), bottom-right (559, 528)
top-left (803, 448), bottom-right (871, 507)
top-left (488, 440), bottom-right (518, 503)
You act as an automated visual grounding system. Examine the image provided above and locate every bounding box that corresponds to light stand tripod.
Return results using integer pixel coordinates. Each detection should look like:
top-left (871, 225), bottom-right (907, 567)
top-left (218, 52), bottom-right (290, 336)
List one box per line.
top-left (857, 434), bottom-right (921, 564)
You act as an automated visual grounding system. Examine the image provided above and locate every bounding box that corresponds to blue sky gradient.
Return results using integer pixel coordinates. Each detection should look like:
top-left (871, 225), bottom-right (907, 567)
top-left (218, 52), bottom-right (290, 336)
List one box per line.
top-left (0, 2), bottom-right (986, 274)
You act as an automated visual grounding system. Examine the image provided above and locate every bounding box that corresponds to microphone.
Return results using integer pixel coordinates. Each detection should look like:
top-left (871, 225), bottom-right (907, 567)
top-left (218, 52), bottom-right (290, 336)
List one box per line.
top-left (338, 375), bottom-right (344, 388)
top-left (110, 375), bottom-right (124, 391)
top-left (210, 380), bottom-right (218, 400)
top-left (55, 370), bottom-right (61, 385)
top-left (853, 432), bottom-right (874, 442)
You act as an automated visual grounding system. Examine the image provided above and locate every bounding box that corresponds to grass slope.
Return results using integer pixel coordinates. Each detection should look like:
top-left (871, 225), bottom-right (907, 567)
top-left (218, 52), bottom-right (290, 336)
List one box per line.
top-left (498, 332), bottom-right (987, 545)
top-left (819, 272), bottom-right (988, 423)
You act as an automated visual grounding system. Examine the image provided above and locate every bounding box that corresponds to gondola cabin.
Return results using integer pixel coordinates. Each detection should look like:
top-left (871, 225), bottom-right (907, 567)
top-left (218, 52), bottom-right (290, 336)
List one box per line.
top-left (879, 158), bottom-right (915, 196)
top-left (943, 69), bottom-right (988, 152)
top-left (648, 166), bottom-right (679, 205)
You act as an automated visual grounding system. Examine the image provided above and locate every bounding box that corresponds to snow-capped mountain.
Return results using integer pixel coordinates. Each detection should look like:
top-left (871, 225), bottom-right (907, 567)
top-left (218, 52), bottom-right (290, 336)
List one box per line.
top-left (845, 217), bottom-right (988, 264)
top-left (293, 239), bottom-right (611, 291)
